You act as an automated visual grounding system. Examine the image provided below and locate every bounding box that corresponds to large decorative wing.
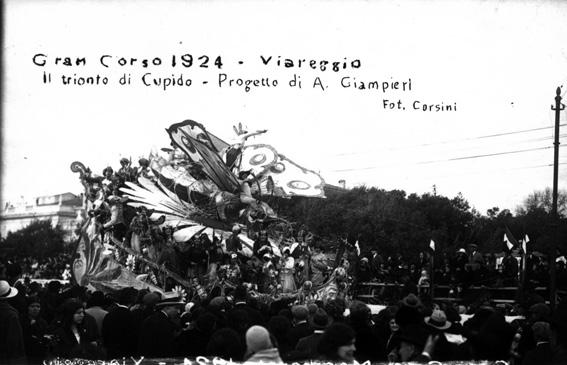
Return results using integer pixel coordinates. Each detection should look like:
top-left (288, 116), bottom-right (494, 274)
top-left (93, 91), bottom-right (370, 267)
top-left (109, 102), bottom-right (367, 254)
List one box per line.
top-left (240, 144), bottom-right (326, 198)
top-left (167, 120), bottom-right (240, 193)
top-left (120, 176), bottom-right (231, 231)
top-left (150, 155), bottom-right (218, 205)
top-left (72, 217), bottom-right (165, 293)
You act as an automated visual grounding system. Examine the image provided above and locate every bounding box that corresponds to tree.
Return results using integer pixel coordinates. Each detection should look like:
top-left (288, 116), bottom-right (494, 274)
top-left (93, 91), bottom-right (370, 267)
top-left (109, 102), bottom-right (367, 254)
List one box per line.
top-left (516, 188), bottom-right (567, 217)
top-left (0, 220), bottom-right (66, 259)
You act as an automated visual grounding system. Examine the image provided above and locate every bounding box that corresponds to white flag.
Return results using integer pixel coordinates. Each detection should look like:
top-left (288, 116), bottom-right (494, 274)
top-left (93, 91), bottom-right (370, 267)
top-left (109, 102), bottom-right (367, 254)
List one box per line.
top-left (504, 233), bottom-right (513, 250)
top-left (522, 234), bottom-right (530, 255)
top-left (430, 239), bottom-right (436, 251)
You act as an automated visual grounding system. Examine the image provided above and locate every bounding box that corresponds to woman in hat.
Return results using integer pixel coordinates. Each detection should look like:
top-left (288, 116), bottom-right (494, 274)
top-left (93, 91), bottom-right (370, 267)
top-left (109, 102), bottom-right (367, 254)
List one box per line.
top-left (317, 322), bottom-right (357, 363)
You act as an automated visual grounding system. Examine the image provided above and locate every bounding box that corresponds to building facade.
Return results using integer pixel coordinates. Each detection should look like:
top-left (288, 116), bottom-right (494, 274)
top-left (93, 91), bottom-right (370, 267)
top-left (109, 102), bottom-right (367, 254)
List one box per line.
top-left (0, 193), bottom-right (85, 242)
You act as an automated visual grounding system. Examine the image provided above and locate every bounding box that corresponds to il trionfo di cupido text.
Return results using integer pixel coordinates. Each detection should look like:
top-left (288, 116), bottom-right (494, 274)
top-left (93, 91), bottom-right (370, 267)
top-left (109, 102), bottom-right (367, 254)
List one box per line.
top-left (31, 53), bottom-right (458, 112)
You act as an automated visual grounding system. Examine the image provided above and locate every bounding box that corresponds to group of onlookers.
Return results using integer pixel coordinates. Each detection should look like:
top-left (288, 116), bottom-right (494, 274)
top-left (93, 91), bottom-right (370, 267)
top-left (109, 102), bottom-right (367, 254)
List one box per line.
top-left (2, 258), bottom-right (567, 365)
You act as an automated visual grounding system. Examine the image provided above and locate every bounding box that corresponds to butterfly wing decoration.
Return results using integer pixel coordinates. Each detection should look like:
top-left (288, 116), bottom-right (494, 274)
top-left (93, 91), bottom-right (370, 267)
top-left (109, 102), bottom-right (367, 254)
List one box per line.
top-left (120, 176), bottom-right (230, 231)
top-left (240, 144), bottom-right (326, 198)
top-left (167, 120), bottom-right (240, 194)
top-left (72, 216), bottom-right (165, 293)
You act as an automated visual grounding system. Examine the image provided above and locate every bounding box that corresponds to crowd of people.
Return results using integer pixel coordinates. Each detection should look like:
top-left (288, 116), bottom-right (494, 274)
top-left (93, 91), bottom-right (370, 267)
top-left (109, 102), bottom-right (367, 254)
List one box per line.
top-left (2, 256), bottom-right (567, 365)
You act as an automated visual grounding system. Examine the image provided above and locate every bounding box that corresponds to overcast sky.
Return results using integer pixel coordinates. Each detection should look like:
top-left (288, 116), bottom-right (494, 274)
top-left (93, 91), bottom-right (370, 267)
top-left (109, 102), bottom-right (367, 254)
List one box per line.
top-left (3, 0), bottom-right (567, 214)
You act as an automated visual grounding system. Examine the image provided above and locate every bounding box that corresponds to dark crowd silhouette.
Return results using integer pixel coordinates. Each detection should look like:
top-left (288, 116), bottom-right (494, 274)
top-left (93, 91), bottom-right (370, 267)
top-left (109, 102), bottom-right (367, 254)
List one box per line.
top-left (2, 258), bottom-right (567, 365)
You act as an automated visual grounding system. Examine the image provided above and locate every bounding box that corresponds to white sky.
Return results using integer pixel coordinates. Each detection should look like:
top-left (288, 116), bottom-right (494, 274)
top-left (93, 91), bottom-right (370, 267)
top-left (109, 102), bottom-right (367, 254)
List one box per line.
top-left (3, 0), bottom-right (567, 214)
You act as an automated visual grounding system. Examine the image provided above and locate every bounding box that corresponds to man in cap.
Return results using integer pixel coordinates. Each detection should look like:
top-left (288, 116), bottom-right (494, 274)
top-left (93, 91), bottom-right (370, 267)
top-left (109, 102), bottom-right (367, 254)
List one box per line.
top-left (0, 280), bottom-right (26, 364)
top-left (286, 308), bottom-right (329, 361)
top-left (138, 297), bottom-right (185, 358)
top-left (394, 324), bottom-right (438, 362)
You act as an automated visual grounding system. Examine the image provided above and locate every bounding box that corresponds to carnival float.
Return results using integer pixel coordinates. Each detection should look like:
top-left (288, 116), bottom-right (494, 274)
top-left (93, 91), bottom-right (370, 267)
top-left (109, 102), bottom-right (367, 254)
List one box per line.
top-left (71, 120), bottom-right (354, 304)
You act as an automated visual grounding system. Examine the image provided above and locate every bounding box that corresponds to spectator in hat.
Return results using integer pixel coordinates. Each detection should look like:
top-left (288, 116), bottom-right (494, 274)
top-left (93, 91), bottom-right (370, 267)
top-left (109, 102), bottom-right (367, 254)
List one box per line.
top-left (288, 305), bottom-right (313, 348)
top-left (390, 323), bottom-right (436, 362)
top-left (396, 293), bottom-right (424, 328)
top-left (0, 280), bottom-right (26, 364)
top-left (102, 288), bottom-right (138, 359)
top-left (5, 263), bottom-right (27, 317)
top-left (423, 309), bottom-right (460, 361)
top-left (138, 298), bottom-right (184, 357)
top-left (292, 308), bottom-right (330, 361)
top-left (175, 311), bottom-right (217, 357)
top-left (317, 322), bottom-right (356, 362)
top-left (522, 321), bottom-right (552, 365)
top-left (349, 301), bottom-right (381, 362)
top-left (228, 285), bottom-right (264, 327)
top-left (244, 325), bottom-right (282, 362)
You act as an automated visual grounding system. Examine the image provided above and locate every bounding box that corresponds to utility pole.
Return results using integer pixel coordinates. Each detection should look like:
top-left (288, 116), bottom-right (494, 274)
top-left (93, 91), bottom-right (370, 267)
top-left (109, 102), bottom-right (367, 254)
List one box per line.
top-left (550, 86), bottom-right (564, 310)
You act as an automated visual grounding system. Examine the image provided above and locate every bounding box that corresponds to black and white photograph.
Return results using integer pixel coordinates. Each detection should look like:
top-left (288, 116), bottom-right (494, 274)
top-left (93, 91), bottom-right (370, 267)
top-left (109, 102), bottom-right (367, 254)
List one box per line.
top-left (1, 1), bottom-right (567, 364)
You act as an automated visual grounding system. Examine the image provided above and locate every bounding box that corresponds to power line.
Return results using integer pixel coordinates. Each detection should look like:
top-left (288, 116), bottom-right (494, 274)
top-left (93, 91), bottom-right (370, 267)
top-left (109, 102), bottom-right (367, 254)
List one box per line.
top-left (413, 162), bottom-right (567, 181)
top-left (334, 124), bottom-right (567, 157)
top-left (333, 145), bottom-right (564, 172)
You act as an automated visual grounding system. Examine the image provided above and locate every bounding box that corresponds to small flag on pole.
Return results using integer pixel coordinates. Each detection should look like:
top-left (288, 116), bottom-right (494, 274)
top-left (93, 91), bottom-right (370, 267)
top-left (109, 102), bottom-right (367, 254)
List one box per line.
top-left (504, 233), bottom-right (514, 251)
top-left (503, 226), bottom-right (519, 251)
top-left (522, 234), bottom-right (530, 255)
top-left (430, 239), bottom-right (436, 251)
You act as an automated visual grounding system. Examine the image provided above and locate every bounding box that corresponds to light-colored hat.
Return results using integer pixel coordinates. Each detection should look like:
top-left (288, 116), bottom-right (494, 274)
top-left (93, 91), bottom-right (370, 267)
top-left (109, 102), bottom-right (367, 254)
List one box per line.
top-left (424, 309), bottom-right (452, 330)
top-left (0, 281), bottom-right (18, 299)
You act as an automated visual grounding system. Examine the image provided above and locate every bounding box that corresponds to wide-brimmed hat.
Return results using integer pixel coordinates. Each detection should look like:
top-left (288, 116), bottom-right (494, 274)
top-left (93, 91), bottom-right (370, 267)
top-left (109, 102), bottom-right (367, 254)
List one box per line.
top-left (0, 280), bottom-right (18, 299)
top-left (425, 309), bottom-right (452, 330)
top-left (155, 297), bottom-right (185, 309)
top-left (400, 293), bottom-right (422, 309)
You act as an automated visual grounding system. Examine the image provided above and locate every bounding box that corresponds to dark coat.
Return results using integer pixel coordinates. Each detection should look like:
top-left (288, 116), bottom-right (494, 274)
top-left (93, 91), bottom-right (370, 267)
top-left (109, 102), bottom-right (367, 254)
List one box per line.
top-left (229, 302), bottom-right (264, 327)
top-left (138, 310), bottom-right (179, 358)
top-left (288, 321), bottom-right (313, 349)
top-left (0, 301), bottom-right (26, 365)
top-left (21, 315), bottom-right (49, 362)
top-left (102, 305), bottom-right (137, 359)
top-left (522, 342), bottom-right (553, 365)
top-left (52, 324), bottom-right (103, 360)
top-left (174, 327), bottom-right (212, 357)
top-left (351, 322), bottom-right (381, 362)
top-left (293, 331), bottom-right (325, 360)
